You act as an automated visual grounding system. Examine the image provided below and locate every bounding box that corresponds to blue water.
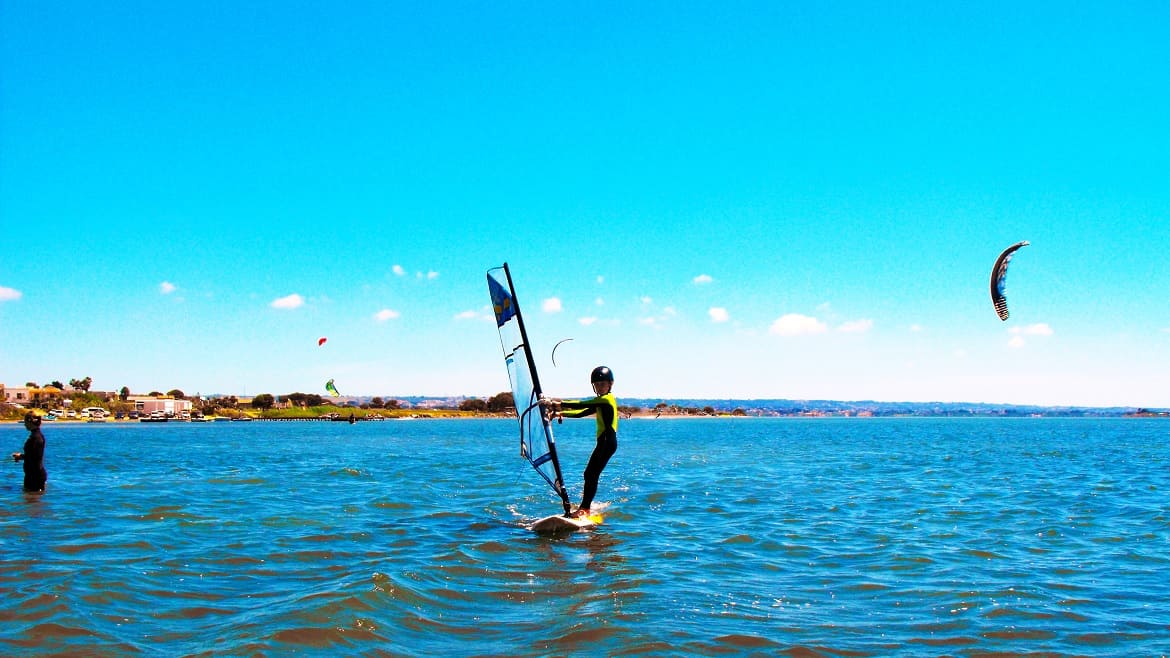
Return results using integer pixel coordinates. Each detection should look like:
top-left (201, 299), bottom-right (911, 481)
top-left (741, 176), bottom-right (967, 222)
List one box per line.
top-left (2, 418), bottom-right (1168, 656)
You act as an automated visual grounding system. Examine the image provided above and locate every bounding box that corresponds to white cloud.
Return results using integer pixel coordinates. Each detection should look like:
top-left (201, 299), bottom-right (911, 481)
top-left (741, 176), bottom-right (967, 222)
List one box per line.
top-left (769, 313), bottom-right (827, 336)
top-left (838, 319), bottom-right (874, 334)
top-left (1006, 322), bottom-right (1053, 348)
top-left (579, 317), bottom-right (598, 326)
top-left (392, 265), bottom-right (406, 276)
top-left (159, 281), bottom-right (177, 295)
top-left (454, 310), bottom-right (480, 320)
top-left (693, 274), bottom-right (713, 285)
top-left (542, 297), bottom-right (563, 313)
top-left (640, 296), bottom-right (653, 305)
top-left (595, 297), bottom-right (605, 306)
top-left (709, 307), bottom-right (730, 323)
top-left (0, 286), bottom-right (22, 302)
top-left (374, 309), bottom-right (400, 321)
top-left (1010, 323), bottom-right (1054, 337)
top-left (909, 324), bottom-right (923, 333)
top-left (270, 293), bottom-right (304, 309)
top-left (662, 306), bottom-right (677, 316)
top-left (416, 270), bottom-right (439, 280)
top-left (596, 275), bottom-right (605, 284)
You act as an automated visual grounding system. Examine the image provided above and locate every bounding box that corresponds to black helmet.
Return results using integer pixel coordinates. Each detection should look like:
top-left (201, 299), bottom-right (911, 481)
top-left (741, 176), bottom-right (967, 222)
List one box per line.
top-left (590, 366), bottom-right (614, 383)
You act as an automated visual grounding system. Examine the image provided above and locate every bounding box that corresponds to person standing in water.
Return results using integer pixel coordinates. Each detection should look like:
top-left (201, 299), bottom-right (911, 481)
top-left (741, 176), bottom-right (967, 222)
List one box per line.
top-left (542, 366), bottom-right (618, 518)
top-left (13, 412), bottom-right (47, 492)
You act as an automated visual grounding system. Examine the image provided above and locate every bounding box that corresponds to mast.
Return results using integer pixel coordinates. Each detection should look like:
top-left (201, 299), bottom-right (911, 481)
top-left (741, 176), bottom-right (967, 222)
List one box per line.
top-left (502, 263), bottom-right (573, 515)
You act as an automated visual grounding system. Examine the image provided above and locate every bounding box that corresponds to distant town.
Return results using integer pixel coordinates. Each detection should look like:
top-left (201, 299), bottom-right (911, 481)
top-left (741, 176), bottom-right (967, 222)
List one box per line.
top-left (3, 379), bottom-right (1167, 422)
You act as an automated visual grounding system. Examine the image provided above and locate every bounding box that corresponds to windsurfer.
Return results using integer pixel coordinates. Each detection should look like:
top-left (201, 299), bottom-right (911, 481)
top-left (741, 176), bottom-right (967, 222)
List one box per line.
top-left (541, 366), bottom-right (618, 518)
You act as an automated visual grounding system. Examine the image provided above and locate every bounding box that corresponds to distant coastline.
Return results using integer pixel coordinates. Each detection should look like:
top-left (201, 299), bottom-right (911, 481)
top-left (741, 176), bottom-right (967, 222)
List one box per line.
top-left (5, 394), bottom-right (1166, 423)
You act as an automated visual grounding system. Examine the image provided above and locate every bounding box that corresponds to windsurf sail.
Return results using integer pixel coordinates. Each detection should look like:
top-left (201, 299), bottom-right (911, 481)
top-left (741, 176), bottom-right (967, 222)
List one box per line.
top-left (487, 263), bottom-right (572, 514)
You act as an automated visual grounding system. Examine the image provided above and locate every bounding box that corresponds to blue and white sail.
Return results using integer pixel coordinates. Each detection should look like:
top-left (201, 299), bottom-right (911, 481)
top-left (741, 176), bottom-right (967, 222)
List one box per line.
top-left (487, 263), bottom-right (572, 514)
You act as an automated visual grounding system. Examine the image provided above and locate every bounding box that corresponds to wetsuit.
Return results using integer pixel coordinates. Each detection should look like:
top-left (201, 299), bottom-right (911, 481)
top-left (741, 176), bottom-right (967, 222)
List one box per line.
top-left (22, 428), bottom-right (47, 492)
top-left (559, 392), bottom-right (618, 511)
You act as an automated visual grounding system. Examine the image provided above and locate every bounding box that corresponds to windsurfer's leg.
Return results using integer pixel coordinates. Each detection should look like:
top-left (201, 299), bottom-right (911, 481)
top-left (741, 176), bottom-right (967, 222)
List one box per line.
top-left (578, 439), bottom-right (616, 512)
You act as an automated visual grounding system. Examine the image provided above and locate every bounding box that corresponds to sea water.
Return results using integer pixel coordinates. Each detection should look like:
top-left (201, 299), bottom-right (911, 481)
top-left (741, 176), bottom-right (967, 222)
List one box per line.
top-left (1, 418), bottom-right (1168, 656)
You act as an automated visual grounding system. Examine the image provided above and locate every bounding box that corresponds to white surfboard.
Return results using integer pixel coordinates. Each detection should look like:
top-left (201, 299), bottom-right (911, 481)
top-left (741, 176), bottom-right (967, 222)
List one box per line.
top-left (530, 511), bottom-right (603, 534)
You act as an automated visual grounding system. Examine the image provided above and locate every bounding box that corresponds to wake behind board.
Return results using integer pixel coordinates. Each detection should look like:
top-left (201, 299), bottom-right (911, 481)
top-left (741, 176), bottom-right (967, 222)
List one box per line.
top-left (530, 512), bottom-right (603, 535)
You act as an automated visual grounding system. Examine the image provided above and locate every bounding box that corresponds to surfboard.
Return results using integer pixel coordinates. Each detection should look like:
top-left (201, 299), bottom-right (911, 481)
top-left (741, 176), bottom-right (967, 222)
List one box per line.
top-left (530, 512), bottom-right (603, 534)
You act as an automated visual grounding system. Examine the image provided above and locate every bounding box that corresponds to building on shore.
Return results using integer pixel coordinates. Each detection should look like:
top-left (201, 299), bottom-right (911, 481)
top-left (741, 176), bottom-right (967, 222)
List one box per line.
top-left (129, 396), bottom-right (193, 417)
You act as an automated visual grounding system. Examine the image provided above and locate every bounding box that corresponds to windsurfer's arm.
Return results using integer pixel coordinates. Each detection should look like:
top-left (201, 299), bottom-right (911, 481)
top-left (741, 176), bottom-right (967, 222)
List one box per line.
top-left (12, 452), bottom-right (23, 462)
top-left (559, 397), bottom-right (600, 418)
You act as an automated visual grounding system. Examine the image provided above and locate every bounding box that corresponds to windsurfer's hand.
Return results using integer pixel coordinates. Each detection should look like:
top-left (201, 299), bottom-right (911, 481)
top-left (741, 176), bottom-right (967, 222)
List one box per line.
top-left (12, 452), bottom-right (22, 462)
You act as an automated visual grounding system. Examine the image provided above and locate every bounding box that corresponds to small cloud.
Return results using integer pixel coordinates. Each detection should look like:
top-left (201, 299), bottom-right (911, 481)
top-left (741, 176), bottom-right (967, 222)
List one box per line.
top-left (542, 297), bottom-right (563, 313)
top-left (1006, 322), bottom-right (1052, 348)
top-left (769, 313), bottom-right (827, 336)
top-left (838, 319), bottom-right (873, 334)
top-left (454, 310), bottom-right (479, 320)
top-left (640, 296), bottom-right (653, 305)
top-left (392, 265), bottom-right (406, 276)
top-left (417, 270), bottom-right (439, 280)
top-left (271, 293), bottom-right (304, 310)
top-left (709, 307), bottom-right (730, 323)
top-left (693, 274), bottom-right (713, 285)
top-left (954, 349), bottom-right (968, 358)
top-left (1010, 323), bottom-right (1053, 337)
top-left (909, 324), bottom-right (923, 333)
top-left (0, 285), bottom-right (22, 302)
top-left (595, 297), bottom-right (604, 306)
top-left (159, 281), bottom-right (177, 295)
top-left (579, 317), bottom-right (598, 326)
top-left (374, 309), bottom-right (400, 322)
top-left (596, 275), bottom-right (605, 284)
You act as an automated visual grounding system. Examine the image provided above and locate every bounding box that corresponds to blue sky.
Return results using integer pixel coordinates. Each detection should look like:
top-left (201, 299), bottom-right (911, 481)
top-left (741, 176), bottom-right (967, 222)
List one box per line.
top-left (2, 2), bottom-right (1168, 407)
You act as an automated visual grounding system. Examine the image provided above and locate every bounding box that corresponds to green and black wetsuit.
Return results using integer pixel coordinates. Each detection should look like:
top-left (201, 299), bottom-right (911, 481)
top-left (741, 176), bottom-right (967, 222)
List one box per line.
top-left (560, 392), bottom-right (618, 511)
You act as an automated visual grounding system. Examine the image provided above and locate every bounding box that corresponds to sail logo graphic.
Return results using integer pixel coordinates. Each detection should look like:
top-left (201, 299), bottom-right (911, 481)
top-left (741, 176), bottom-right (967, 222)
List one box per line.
top-left (488, 276), bottom-right (516, 327)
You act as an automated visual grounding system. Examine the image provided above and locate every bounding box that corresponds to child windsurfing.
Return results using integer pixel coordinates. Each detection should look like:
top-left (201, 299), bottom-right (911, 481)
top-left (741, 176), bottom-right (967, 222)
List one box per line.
top-left (541, 366), bottom-right (618, 518)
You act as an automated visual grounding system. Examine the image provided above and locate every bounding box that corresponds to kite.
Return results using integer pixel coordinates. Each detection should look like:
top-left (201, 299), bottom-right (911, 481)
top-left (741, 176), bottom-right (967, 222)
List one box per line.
top-left (551, 338), bottom-right (574, 367)
top-left (325, 379), bottom-right (340, 397)
top-left (990, 241), bottom-right (1029, 321)
top-left (318, 337), bottom-right (328, 346)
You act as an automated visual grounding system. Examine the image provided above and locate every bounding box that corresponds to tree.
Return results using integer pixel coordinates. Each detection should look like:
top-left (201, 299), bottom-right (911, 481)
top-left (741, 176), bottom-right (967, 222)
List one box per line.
top-left (383, 399), bottom-right (400, 410)
top-left (459, 398), bottom-right (488, 412)
top-left (148, 391), bottom-right (163, 397)
top-left (51, 380), bottom-right (66, 389)
top-left (167, 389), bottom-right (185, 400)
top-left (119, 386), bottom-right (130, 401)
top-left (487, 391), bottom-right (514, 413)
top-left (69, 377), bottom-right (93, 392)
top-left (252, 394), bottom-right (275, 410)
top-left (25, 382), bottom-right (38, 388)
top-left (305, 394), bottom-right (324, 406)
